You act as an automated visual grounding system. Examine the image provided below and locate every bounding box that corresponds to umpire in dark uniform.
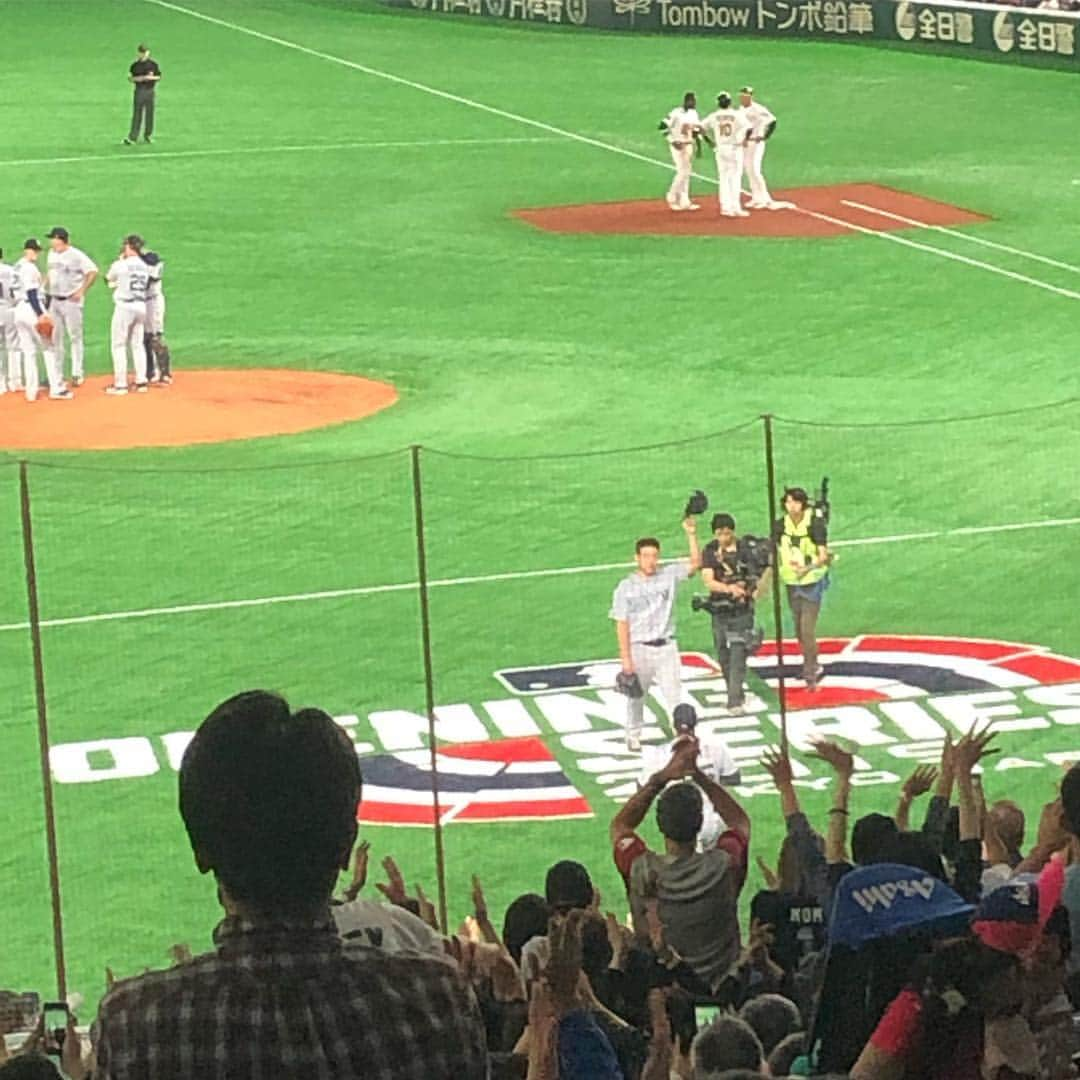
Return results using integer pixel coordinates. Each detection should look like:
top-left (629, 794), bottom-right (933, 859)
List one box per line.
top-left (698, 513), bottom-right (771, 714)
top-left (124, 44), bottom-right (162, 145)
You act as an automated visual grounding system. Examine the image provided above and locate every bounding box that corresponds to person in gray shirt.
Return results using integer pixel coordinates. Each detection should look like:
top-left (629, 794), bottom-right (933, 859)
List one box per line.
top-left (611, 736), bottom-right (751, 994)
top-left (610, 517), bottom-right (700, 752)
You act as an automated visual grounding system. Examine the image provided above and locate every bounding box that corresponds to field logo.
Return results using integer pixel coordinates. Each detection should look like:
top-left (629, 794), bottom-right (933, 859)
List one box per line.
top-left (357, 735), bottom-right (592, 827)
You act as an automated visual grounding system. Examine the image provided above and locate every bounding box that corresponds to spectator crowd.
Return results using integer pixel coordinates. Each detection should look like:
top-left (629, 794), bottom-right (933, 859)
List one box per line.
top-left (2, 688), bottom-right (1079, 1078)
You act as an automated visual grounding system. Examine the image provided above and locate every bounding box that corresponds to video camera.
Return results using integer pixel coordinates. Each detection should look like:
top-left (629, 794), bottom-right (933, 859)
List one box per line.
top-left (691, 533), bottom-right (771, 617)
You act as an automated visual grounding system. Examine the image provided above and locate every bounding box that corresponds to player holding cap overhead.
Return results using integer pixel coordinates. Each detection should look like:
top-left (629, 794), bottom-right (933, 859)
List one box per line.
top-left (700, 92), bottom-right (751, 218)
top-left (659, 92), bottom-right (703, 212)
top-left (610, 516), bottom-right (701, 752)
top-left (45, 226), bottom-right (98, 387)
top-left (11, 240), bottom-right (71, 401)
top-left (104, 234), bottom-right (151, 395)
top-left (738, 86), bottom-right (779, 209)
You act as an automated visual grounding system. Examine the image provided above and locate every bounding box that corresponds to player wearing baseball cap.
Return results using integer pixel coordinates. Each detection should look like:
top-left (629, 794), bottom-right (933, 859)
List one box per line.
top-left (659, 92), bottom-right (703, 211)
top-left (700, 92), bottom-right (752, 218)
top-left (45, 226), bottom-right (98, 387)
top-left (11, 240), bottom-right (71, 401)
top-left (738, 86), bottom-right (779, 209)
top-left (104, 235), bottom-right (151, 394)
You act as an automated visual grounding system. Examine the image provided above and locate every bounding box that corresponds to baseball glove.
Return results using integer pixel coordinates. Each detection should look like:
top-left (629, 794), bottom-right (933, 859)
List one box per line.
top-left (35, 314), bottom-right (55, 341)
top-left (615, 671), bottom-right (644, 699)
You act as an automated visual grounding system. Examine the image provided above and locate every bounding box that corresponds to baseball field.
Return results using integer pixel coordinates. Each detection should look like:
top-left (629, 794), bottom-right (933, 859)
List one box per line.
top-left (3, 0), bottom-right (1080, 1014)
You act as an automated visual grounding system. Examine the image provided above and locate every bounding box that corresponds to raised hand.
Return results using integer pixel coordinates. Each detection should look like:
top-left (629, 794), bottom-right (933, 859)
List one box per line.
top-left (471, 874), bottom-right (488, 921)
top-left (809, 738), bottom-right (855, 779)
top-left (755, 854), bottom-right (780, 891)
top-left (760, 745), bottom-right (793, 786)
top-left (376, 855), bottom-right (408, 905)
top-left (902, 764), bottom-right (939, 800)
top-left (415, 884), bottom-right (439, 930)
top-left (953, 724), bottom-right (999, 774)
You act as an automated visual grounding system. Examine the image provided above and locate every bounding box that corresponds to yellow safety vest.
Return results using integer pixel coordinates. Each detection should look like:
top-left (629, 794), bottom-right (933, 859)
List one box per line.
top-left (777, 512), bottom-right (828, 586)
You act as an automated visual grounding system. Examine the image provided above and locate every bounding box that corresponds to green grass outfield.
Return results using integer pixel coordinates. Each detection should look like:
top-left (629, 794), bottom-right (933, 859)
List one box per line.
top-left (3, 0), bottom-right (1080, 1013)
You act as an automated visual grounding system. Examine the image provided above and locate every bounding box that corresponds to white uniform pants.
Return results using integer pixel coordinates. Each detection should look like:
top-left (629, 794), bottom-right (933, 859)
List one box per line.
top-left (50, 297), bottom-right (87, 381)
top-left (666, 143), bottom-right (694, 208)
top-left (13, 302), bottom-right (62, 400)
top-left (627, 639), bottom-right (682, 740)
top-left (111, 300), bottom-right (147, 388)
top-left (0, 306), bottom-right (20, 391)
top-left (145, 292), bottom-right (166, 336)
top-left (743, 139), bottom-right (772, 204)
top-left (715, 146), bottom-right (745, 214)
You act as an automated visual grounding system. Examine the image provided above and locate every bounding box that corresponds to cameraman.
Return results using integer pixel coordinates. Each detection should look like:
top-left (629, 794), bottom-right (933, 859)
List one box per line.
top-left (700, 513), bottom-right (771, 714)
top-left (773, 487), bottom-right (830, 689)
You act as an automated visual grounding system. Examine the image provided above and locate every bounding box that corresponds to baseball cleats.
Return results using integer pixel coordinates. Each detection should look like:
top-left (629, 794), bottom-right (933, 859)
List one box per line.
top-left (49, 389), bottom-right (75, 400)
top-left (135, 383), bottom-right (149, 393)
top-left (122, 138), bottom-right (135, 146)
top-left (747, 200), bottom-right (770, 209)
top-left (105, 385), bottom-right (128, 395)
top-left (144, 137), bottom-right (153, 144)
top-left (735, 209), bottom-right (751, 218)
top-left (72, 376), bottom-right (85, 387)
top-left (626, 735), bottom-right (642, 753)
top-left (682, 203), bottom-right (701, 211)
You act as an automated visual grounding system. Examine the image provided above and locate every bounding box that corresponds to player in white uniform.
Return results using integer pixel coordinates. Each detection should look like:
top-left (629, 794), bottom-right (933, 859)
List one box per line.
top-left (140, 249), bottom-right (172, 384)
top-left (738, 86), bottom-right (779, 209)
top-left (639, 704), bottom-right (741, 849)
top-left (700, 92), bottom-right (752, 218)
top-left (45, 226), bottom-right (98, 386)
top-left (659, 92), bottom-right (702, 212)
top-left (0, 250), bottom-right (20, 394)
top-left (11, 240), bottom-right (70, 402)
top-left (104, 234), bottom-right (150, 395)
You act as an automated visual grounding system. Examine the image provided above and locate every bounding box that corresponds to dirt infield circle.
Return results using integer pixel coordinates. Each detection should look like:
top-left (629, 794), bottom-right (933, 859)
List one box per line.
top-left (514, 183), bottom-right (990, 237)
top-left (0, 369), bottom-right (398, 451)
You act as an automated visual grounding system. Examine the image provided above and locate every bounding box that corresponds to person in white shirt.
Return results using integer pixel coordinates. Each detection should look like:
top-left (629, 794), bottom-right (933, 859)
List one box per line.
top-left (639, 704), bottom-right (740, 849)
top-left (659, 92), bottom-right (702, 212)
top-left (105, 234), bottom-right (150, 395)
top-left (700, 92), bottom-right (752, 218)
top-left (140, 249), bottom-right (172, 384)
top-left (45, 226), bottom-right (98, 387)
top-left (738, 86), bottom-right (779, 210)
top-left (11, 239), bottom-right (71, 402)
top-left (0, 250), bottom-right (21, 394)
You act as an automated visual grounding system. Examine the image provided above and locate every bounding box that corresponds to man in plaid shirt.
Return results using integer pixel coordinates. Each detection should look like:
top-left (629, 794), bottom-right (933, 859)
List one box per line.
top-left (90, 690), bottom-right (488, 1079)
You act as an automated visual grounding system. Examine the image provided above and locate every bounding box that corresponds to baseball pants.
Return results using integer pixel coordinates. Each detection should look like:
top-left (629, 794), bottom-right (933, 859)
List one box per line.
top-left (743, 140), bottom-right (772, 204)
top-left (711, 610), bottom-right (754, 708)
top-left (714, 147), bottom-right (745, 214)
top-left (111, 301), bottom-right (147, 388)
top-left (626, 639), bottom-right (682, 741)
top-left (13, 303), bottom-right (63, 400)
top-left (143, 294), bottom-right (170, 378)
top-left (129, 89), bottom-right (156, 141)
top-left (0, 308), bottom-right (21, 391)
top-left (787, 587), bottom-right (821, 680)
top-left (50, 297), bottom-right (87, 382)
top-left (666, 144), bottom-right (694, 208)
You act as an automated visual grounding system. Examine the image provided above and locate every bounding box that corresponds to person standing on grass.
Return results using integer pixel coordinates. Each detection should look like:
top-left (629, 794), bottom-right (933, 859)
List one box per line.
top-left (124, 44), bottom-right (161, 145)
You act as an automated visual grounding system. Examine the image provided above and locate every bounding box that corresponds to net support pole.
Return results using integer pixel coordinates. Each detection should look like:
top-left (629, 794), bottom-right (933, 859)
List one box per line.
top-left (409, 444), bottom-right (449, 934)
top-left (19, 461), bottom-right (68, 1001)
top-left (761, 416), bottom-right (789, 749)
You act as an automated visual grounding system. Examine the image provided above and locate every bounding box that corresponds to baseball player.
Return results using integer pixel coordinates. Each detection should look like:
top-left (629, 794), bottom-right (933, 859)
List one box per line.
top-left (11, 240), bottom-right (71, 402)
top-left (700, 92), bottom-right (751, 217)
top-left (104, 234), bottom-right (150, 395)
top-left (659, 92), bottom-right (702, 212)
top-left (0, 250), bottom-right (21, 394)
top-left (738, 86), bottom-right (778, 209)
top-left (140, 249), bottom-right (172, 384)
top-left (610, 518), bottom-right (701, 752)
top-left (639, 704), bottom-right (741, 849)
top-left (45, 226), bottom-right (98, 386)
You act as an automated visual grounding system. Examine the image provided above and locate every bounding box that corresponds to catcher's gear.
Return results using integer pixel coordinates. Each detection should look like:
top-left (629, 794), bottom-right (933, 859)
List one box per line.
top-left (35, 314), bottom-right (55, 341)
top-left (615, 671), bottom-right (644, 699)
top-left (684, 489), bottom-right (709, 517)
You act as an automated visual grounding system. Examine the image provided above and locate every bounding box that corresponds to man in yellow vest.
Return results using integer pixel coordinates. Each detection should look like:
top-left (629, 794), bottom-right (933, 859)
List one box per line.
top-left (773, 487), bottom-right (831, 689)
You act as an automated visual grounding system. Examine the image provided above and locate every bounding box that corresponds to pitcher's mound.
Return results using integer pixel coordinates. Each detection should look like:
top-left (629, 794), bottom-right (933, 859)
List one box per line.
top-left (0, 368), bottom-right (398, 451)
top-left (514, 183), bottom-right (989, 237)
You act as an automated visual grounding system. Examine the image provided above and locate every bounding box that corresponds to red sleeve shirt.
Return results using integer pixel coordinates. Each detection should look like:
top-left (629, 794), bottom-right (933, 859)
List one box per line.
top-left (870, 988), bottom-right (924, 1057)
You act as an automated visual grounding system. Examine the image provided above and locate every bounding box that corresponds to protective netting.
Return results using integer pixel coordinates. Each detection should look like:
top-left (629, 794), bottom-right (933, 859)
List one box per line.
top-left (6, 401), bottom-right (1080, 1010)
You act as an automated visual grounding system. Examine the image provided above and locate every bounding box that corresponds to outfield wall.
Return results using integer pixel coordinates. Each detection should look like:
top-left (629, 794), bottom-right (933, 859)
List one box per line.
top-left (382, 0), bottom-right (1080, 70)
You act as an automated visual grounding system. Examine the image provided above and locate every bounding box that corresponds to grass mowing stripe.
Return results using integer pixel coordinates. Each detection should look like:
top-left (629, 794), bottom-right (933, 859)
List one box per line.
top-left (3, 514), bottom-right (1079, 633)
